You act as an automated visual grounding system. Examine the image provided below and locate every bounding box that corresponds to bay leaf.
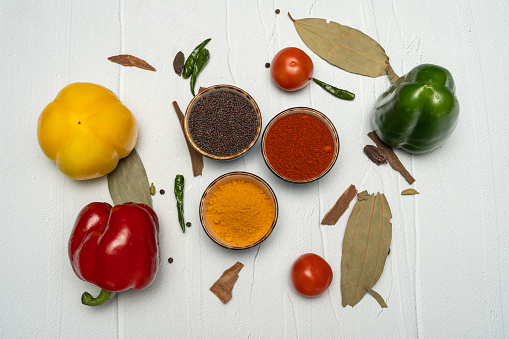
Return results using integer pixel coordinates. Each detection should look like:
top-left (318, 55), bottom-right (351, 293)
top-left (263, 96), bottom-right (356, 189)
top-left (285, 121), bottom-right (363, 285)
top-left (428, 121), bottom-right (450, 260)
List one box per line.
top-left (289, 14), bottom-right (393, 78)
top-left (341, 191), bottom-right (392, 308)
top-left (107, 148), bottom-right (153, 208)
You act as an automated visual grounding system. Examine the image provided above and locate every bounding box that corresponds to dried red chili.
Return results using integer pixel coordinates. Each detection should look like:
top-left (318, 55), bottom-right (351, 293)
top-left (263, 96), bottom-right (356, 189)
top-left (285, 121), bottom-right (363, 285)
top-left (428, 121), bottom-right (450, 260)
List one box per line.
top-left (264, 113), bottom-right (334, 181)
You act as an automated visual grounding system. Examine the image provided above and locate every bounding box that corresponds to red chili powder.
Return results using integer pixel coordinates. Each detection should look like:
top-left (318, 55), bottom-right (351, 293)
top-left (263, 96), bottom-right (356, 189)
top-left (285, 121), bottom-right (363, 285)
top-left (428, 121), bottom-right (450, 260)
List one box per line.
top-left (264, 113), bottom-right (335, 181)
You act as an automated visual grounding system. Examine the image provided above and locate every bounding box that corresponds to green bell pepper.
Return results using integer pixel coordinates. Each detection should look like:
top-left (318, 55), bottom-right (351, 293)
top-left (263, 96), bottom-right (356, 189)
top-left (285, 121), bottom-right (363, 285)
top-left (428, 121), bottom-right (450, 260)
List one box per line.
top-left (372, 64), bottom-right (459, 154)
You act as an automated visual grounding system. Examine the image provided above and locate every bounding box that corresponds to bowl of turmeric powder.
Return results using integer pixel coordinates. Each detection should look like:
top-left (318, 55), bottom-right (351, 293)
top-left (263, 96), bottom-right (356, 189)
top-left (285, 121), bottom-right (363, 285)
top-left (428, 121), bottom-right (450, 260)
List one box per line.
top-left (199, 172), bottom-right (278, 250)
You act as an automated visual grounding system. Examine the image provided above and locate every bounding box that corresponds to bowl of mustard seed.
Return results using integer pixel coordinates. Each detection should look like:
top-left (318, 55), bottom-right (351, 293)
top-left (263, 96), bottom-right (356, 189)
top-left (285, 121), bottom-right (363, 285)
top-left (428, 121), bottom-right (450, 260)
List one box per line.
top-left (199, 172), bottom-right (278, 250)
top-left (184, 85), bottom-right (262, 160)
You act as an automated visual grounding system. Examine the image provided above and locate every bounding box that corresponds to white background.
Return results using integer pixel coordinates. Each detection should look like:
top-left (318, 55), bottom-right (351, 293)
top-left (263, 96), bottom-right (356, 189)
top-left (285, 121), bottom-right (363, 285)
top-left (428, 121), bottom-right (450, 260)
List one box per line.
top-left (1, 0), bottom-right (508, 338)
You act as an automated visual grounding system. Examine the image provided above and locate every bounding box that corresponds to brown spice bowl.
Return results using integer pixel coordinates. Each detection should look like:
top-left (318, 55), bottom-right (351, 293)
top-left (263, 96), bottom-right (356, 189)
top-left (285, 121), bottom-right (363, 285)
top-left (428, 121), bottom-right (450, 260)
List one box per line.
top-left (261, 107), bottom-right (340, 184)
top-left (199, 172), bottom-right (279, 250)
top-left (184, 85), bottom-right (262, 161)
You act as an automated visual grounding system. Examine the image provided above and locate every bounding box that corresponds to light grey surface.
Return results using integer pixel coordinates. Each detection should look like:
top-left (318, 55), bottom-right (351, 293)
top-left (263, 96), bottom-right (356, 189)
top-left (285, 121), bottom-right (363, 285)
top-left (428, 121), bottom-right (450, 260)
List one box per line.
top-left (1, 0), bottom-right (508, 337)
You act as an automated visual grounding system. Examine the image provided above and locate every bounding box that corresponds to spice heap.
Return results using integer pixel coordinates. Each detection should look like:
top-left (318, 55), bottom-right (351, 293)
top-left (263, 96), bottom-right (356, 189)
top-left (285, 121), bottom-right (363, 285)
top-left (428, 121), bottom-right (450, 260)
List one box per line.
top-left (207, 180), bottom-right (275, 246)
top-left (264, 113), bottom-right (335, 181)
top-left (188, 90), bottom-right (259, 157)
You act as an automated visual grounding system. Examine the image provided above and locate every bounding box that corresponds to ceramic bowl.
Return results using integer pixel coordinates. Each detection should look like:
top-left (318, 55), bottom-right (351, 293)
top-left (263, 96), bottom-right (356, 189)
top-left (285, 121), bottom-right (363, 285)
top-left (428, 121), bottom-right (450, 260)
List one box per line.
top-left (199, 172), bottom-right (278, 250)
top-left (261, 107), bottom-right (340, 183)
top-left (184, 85), bottom-right (262, 160)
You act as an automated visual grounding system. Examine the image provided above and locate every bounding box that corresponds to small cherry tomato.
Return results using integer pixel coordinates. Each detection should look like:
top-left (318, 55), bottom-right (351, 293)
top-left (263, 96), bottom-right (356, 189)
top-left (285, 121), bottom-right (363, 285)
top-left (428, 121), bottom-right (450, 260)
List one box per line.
top-left (270, 47), bottom-right (314, 91)
top-left (291, 253), bottom-right (333, 297)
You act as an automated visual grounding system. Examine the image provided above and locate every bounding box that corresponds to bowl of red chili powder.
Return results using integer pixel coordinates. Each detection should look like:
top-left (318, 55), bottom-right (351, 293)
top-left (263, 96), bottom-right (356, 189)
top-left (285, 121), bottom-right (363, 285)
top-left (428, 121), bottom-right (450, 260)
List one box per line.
top-left (261, 107), bottom-right (339, 183)
top-left (184, 85), bottom-right (262, 160)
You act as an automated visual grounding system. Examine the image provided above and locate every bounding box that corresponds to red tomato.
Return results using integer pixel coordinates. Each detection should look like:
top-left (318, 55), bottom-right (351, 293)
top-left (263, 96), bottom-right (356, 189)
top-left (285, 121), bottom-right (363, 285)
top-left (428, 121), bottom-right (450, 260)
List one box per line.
top-left (291, 253), bottom-right (333, 297)
top-left (270, 47), bottom-right (314, 91)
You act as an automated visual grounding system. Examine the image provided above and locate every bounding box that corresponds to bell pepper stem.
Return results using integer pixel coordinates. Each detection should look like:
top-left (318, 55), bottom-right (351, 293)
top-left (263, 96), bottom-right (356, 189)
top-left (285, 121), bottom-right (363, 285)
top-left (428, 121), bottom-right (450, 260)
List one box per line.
top-left (81, 289), bottom-right (115, 306)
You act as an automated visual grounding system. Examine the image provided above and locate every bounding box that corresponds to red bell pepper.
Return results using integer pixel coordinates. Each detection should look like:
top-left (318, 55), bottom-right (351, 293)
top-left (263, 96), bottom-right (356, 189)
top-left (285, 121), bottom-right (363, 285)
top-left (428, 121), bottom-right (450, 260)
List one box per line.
top-left (69, 202), bottom-right (160, 306)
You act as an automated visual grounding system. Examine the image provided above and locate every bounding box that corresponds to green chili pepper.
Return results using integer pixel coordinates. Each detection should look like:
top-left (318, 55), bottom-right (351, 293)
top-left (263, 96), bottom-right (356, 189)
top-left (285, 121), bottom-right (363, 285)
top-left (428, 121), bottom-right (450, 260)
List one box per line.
top-left (313, 78), bottom-right (355, 101)
top-left (190, 48), bottom-right (210, 96)
top-left (174, 174), bottom-right (185, 233)
top-left (182, 38), bottom-right (211, 79)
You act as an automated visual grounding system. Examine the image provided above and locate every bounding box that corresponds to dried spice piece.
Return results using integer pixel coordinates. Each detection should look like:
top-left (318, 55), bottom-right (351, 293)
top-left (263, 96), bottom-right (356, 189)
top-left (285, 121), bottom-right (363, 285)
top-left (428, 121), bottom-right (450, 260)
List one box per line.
top-left (108, 55), bottom-right (156, 71)
top-left (401, 188), bottom-right (419, 195)
top-left (321, 184), bottom-right (358, 225)
top-left (265, 62), bottom-right (271, 68)
top-left (150, 183), bottom-right (156, 196)
top-left (107, 149), bottom-right (153, 208)
top-left (210, 262), bottom-right (244, 304)
top-left (289, 14), bottom-right (395, 79)
top-left (172, 101), bottom-right (204, 176)
top-left (160, 189), bottom-right (165, 195)
top-left (368, 131), bottom-right (415, 184)
top-left (186, 222), bottom-right (191, 227)
top-left (364, 145), bottom-right (387, 165)
top-left (173, 51), bottom-right (185, 76)
top-left (168, 258), bottom-right (174, 264)
top-left (341, 191), bottom-right (392, 308)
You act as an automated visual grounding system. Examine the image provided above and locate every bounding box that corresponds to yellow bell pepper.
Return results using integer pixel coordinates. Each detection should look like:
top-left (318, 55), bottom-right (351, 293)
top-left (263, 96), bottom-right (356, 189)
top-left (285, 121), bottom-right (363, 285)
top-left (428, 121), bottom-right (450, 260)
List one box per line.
top-left (37, 83), bottom-right (138, 180)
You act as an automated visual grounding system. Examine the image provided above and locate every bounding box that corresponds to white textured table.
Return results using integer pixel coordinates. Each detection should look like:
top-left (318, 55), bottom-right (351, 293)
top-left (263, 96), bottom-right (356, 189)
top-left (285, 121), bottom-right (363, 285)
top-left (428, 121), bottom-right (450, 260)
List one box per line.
top-left (1, 1), bottom-right (508, 338)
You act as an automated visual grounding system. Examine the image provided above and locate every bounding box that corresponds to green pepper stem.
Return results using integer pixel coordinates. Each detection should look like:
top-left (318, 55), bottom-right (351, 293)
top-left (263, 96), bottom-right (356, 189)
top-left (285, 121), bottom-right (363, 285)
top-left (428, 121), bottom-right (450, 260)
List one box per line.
top-left (81, 289), bottom-right (115, 306)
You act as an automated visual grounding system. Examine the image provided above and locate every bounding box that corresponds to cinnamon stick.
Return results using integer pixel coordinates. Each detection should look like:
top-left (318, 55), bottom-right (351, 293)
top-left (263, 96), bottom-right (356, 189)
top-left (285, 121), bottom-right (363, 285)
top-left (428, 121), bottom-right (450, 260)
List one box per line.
top-left (210, 262), bottom-right (244, 304)
top-left (367, 131), bottom-right (415, 184)
top-left (321, 184), bottom-right (358, 225)
top-left (172, 101), bottom-right (204, 176)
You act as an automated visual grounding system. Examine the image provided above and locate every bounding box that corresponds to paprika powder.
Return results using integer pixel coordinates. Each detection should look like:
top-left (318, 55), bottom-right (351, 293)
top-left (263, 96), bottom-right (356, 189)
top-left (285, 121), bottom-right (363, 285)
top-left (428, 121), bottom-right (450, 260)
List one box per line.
top-left (263, 110), bottom-right (337, 182)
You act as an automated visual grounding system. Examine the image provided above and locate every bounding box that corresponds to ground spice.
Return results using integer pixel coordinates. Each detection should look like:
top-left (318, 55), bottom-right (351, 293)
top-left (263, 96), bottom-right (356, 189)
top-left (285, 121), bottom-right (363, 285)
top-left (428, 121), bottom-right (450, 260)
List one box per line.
top-left (187, 90), bottom-right (259, 157)
top-left (265, 113), bottom-right (334, 181)
top-left (207, 180), bottom-right (275, 246)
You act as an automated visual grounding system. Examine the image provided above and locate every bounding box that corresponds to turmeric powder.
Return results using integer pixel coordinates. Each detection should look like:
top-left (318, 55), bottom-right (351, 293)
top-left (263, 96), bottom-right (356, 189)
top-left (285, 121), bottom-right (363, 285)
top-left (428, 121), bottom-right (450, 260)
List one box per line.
top-left (207, 180), bottom-right (275, 246)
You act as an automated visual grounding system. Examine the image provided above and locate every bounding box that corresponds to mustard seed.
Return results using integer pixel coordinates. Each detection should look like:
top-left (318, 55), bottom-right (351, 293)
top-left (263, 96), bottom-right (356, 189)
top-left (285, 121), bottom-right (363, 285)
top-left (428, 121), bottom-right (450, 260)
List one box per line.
top-left (188, 90), bottom-right (258, 157)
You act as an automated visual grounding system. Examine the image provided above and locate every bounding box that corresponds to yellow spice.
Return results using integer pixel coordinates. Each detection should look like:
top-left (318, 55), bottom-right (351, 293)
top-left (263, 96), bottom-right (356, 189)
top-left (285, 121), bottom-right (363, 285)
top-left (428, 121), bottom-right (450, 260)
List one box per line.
top-left (207, 180), bottom-right (275, 246)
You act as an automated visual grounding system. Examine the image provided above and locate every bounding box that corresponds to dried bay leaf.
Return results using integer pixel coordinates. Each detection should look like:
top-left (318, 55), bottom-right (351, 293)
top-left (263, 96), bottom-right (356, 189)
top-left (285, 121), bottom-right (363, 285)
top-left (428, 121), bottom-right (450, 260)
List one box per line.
top-left (341, 191), bottom-right (392, 308)
top-left (107, 148), bottom-right (153, 208)
top-left (289, 14), bottom-right (394, 78)
top-left (108, 54), bottom-right (156, 71)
